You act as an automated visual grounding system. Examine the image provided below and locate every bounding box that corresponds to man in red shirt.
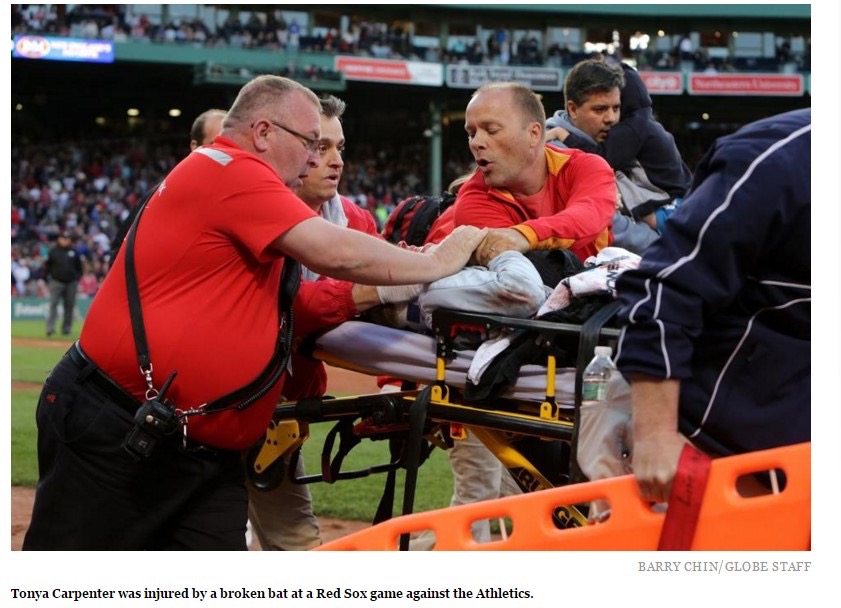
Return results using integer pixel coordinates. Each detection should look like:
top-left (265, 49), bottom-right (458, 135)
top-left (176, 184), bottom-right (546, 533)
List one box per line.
top-left (423, 82), bottom-right (617, 545)
top-left (429, 81), bottom-right (616, 264)
top-left (23, 75), bottom-right (485, 550)
top-left (284, 96), bottom-right (419, 400)
top-left (110, 108), bottom-right (228, 264)
top-left (246, 95), bottom-right (421, 551)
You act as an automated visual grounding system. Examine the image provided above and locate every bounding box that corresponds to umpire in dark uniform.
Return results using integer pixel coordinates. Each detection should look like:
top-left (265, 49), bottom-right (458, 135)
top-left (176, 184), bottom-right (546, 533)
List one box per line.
top-left (44, 230), bottom-right (82, 336)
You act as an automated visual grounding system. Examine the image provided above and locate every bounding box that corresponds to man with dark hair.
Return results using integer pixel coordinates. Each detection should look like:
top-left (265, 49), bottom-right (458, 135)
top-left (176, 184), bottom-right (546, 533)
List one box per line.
top-left (23, 76), bottom-right (485, 550)
top-left (547, 58), bottom-right (692, 251)
top-left (246, 94), bottom-right (421, 550)
top-left (558, 58), bottom-right (626, 144)
top-left (554, 60), bottom-right (690, 217)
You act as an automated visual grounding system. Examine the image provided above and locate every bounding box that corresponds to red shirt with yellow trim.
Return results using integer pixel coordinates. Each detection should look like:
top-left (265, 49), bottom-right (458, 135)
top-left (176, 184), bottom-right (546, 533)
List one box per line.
top-left (446, 145), bottom-right (615, 261)
top-left (80, 136), bottom-right (317, 450)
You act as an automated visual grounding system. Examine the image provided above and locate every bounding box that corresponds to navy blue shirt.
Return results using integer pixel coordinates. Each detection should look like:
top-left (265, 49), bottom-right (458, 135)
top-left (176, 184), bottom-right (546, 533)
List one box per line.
top-left (615, 108), bottom-right (811, 456)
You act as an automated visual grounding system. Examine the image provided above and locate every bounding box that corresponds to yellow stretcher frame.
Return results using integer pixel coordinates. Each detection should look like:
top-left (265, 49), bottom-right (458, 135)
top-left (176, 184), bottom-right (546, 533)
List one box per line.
top-left (247, 308), bottom-right (811, 550)
top-left (246, 308), bottom-right (621, 533)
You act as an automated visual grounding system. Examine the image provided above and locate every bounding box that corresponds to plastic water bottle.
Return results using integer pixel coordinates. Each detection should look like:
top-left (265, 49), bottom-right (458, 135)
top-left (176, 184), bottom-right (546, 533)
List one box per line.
top-left (581, 345), bottom-right (617, 407)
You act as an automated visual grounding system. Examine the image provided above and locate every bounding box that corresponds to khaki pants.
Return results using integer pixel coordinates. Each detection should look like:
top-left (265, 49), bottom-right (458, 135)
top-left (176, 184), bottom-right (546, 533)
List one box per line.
top-left (246, 454), bottom-right (322, 551)
top-left (409, 429), bottom-right (520, 550)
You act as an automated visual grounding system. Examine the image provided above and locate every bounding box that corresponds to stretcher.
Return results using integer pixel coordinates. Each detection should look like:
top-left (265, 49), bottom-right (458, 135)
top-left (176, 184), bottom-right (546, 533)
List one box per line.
top-left (246, 306), bottom-right (622, 543)
top-left (245, 307), bottom-right (811, 550)
top-left (315, 442), bottom-right (811, 551)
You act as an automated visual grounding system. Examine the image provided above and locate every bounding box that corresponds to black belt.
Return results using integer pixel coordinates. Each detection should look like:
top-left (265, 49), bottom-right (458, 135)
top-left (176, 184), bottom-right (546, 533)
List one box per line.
top-left (67, 342), bottom-right (140, 415)
top-left (65, 343), bottom-right (232, 458)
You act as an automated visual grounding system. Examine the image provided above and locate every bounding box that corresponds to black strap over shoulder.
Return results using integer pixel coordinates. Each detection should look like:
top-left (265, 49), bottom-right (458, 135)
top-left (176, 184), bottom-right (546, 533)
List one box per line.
top-left (204, 258), bottom-right (299, 413)
top-left (573, 299), bottom-right (622, 406)
top-left (124, 199), bottom-right (152, 370)
top-left (124, 196), bottom-right (299, 414)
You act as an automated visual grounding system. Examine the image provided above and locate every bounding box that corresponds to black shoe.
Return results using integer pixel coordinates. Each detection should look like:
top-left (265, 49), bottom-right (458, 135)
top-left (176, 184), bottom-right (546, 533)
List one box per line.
top-left (61, 331), bottom-right (71, 336)
top-left (46, 331), bottom-right (54, 337)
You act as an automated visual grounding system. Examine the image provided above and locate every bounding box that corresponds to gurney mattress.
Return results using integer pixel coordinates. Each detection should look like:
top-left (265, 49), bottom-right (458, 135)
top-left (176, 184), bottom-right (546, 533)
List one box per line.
top-left (314, 321), bottom-right (576, 407)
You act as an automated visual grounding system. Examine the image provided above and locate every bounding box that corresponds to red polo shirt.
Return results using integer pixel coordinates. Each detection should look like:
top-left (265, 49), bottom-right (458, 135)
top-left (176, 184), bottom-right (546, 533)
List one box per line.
top-left (81, 137), bottom-right (316, 449)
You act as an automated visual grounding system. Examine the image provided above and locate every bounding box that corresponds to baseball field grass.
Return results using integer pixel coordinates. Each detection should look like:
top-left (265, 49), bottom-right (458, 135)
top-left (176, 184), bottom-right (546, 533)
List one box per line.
top-left (10, 319), bottom-right (453, 521)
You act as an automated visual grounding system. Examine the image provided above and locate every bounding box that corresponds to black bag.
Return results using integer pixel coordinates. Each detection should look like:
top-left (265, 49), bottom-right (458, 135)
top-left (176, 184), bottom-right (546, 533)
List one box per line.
top-left (382, 192), bottom-right (456, 246)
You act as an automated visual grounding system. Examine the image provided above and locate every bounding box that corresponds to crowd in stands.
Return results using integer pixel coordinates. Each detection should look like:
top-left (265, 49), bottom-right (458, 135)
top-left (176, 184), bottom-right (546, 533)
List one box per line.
top-left (11, 136), bottom-right (173, 299)
top-left (203, 62), bottom-right (343, 85)
top-left (10, 4), bottom-right (804, 298)
top-left (10, 133), bottom-right (468, 299)
top-left (13, 5), bottom-right (809, 72)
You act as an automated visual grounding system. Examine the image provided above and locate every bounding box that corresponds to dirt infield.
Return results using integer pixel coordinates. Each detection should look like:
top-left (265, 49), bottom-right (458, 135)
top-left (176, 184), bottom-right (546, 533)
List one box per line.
top-left (13, 337), bottom-right (72, 348)
top-left (11, 337), bottom-right (380, 550)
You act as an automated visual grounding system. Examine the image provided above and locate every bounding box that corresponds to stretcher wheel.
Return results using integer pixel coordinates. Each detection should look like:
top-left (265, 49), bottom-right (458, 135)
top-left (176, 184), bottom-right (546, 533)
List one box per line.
top-left (245, 439), bottom-right (285, 491)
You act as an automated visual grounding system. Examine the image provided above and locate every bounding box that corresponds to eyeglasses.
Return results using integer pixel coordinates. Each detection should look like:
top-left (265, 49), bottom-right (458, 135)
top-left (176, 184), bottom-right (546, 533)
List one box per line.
top-left (264, 120), bottom-right (320, 154)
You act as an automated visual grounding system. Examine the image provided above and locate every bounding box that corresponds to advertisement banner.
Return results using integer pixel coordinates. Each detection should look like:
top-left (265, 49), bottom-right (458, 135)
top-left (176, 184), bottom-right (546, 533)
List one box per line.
top-left (335, 56), bottom-right (443, 86)
top-left (11, 297), bottom-right (92, 320)
top-left (446, 65), bottom-right (564, 91)
top-left (688, 73), bottom-right (804, 96)
top-left (12, 35), bottom-right (115, 63)
top-left (638, 71), bottom-right (684, 95)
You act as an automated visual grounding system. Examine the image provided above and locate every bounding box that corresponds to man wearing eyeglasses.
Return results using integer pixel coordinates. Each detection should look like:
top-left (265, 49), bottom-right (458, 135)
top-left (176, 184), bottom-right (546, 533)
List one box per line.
top-left (24, 76), bottom-right (486, 551)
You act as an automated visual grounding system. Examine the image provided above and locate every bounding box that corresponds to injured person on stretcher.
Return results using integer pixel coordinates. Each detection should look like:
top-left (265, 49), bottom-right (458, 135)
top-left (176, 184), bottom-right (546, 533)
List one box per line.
top-left (247, 246), bottom-right (640, 544)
